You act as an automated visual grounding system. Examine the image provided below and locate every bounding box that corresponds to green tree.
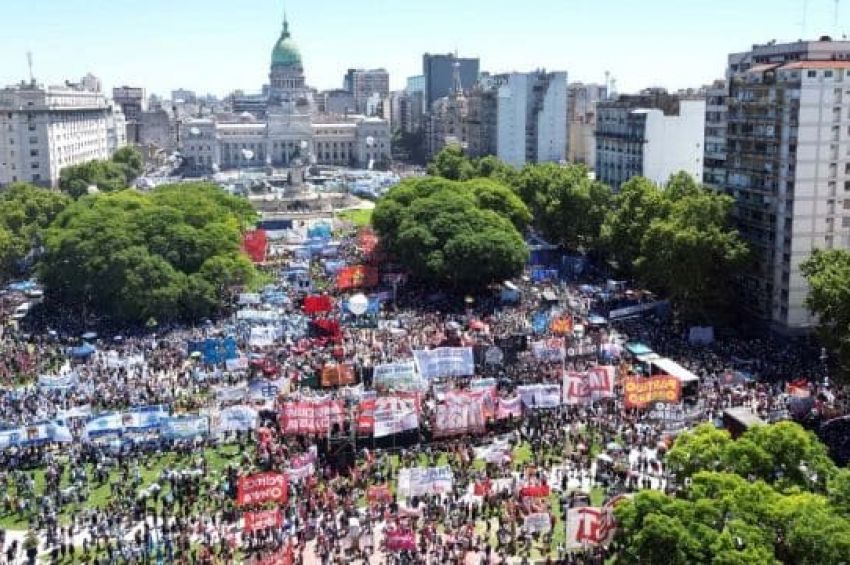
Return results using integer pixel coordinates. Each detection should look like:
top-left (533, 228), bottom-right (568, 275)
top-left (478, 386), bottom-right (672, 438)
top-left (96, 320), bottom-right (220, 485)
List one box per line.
top-left (614, 422), bottom-right (850, 564)
top-left (801, 249), bottom-right (850, 379)
top-left (0, 182), bottom-right (70, 278)
top-left (635, 190), bottom-right (749, 324)
top-left (111, 146), bottom-right (144, 179)
top-left (374, 176), bottom-right (528, 288)
top-left (426, 145), bottom-right (476, 181)
top-left (38, 182), bottom-right (256, 323)
top-left (600, 176), bottom-right (669, 272)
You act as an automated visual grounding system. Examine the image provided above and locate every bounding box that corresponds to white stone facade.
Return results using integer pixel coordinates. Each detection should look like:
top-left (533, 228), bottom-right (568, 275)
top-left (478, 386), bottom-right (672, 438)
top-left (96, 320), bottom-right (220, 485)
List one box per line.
top-left (0, 82), bottom-right (121, 187)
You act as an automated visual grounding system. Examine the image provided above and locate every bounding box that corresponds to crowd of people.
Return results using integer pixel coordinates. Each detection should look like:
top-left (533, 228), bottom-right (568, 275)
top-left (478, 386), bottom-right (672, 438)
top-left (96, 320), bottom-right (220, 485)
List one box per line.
top-left (0, 221), bottom-right (845, 565)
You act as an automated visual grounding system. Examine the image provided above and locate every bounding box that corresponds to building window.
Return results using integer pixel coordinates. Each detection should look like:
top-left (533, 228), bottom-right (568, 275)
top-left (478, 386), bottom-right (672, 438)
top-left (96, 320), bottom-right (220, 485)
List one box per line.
top-left (825, 70), bottom-right (834, 78)
top-left (808, 70), bottom-right (817, 78)
top-left (29, 149), bottom-right (38, 157)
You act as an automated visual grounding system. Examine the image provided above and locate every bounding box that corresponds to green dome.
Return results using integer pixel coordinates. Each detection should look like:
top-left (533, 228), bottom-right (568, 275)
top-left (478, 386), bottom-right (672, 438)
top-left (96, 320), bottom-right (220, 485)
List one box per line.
top-left (271, 19), bottom-right (302, 67)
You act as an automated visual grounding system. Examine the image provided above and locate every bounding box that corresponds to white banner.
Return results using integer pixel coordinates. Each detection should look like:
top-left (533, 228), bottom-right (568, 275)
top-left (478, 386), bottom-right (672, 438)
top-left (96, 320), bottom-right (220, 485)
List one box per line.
top-left (413, 347), bottom-right (474, 379)
top-left (433, 392), bottom-right (486, 437)
top-left (397, 466), bottom-right (454, 497)
top-left (517, 384), bottom-right (562, 409)
top-left (531, 338), bottom-right (566, 362)
top-left (373, 361), bottom-right (426, 391)
top-left (563, 366), bottom-right (615, 405)
top-left (373, 398), bottom-right (419, 438)
top-left (565, 496), bottom-right (627, 549)
top-left (524, 512), bottom-right (552, 534)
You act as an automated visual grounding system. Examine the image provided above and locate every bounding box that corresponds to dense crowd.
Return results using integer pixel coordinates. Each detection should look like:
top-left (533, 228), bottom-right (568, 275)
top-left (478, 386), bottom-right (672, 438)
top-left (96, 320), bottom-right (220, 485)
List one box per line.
top-left (0, 224), bottom-right (845, 565)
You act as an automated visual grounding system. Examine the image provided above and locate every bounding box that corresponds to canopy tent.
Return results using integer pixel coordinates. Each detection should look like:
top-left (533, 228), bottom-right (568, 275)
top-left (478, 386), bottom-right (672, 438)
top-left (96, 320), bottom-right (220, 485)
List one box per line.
top-left (647, 357), bottom-right (700, 383)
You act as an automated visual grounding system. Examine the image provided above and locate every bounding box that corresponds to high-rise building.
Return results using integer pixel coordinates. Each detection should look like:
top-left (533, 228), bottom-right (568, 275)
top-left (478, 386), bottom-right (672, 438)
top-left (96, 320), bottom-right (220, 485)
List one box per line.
top-left (567, 82), bottom-right (607, 166)
top-left (718, 38), bottom-right (850, 332)
top-left (0, 81), bottom-right (121, 187)
top-left (112, 86), bottom-right (146, 122)
top-left (595, 89), bottom-right (705, 190)
top-left (343, 68), bottom-right (390, 114)
top-left (316, 89), bottom-right (356, 115)
top-left (496, 71), bottom-right (568, 168)
top-left (423, 53), bottom-right (480, 108)
top-left (171, 89), bottom-right (197, 104)
top-left (703, 79), bottom-right (727, 188)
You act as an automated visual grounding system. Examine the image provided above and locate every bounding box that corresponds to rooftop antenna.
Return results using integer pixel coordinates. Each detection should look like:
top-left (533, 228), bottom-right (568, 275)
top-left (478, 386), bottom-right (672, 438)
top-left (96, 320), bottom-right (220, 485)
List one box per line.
top-left (802, 0), bottom-right (809, 38)
top-left (26, 51), bottom-right (34, 84)
top-left (604, 70), bottom-right (610, 97)
top-left (835, 0), bottom-right (841, 34)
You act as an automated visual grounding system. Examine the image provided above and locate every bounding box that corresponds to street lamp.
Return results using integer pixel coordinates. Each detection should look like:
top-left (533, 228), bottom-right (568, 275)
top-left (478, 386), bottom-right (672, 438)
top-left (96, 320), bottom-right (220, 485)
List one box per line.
top-left (820, 347), bottom-right (829, 388)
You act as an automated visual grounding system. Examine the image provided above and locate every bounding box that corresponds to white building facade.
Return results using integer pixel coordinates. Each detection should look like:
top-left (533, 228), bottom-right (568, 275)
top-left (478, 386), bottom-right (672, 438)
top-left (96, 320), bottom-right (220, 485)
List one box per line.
top-left (595, 90), bottom-right (705, 190)
top-left (496, 71), bottom-right (567, 168)
top-left (180, 14), bottom-right (391, 173)
top-left (720, 39), bottom-right (850, 332)
top-left (0, 82), bottom-right (122, 187)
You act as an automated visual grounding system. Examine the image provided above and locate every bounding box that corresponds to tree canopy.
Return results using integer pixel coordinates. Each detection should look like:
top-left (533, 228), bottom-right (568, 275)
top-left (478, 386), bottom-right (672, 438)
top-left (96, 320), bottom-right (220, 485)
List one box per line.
top-left (614, 422), bottom-right (850, 565)
top-left (373, 176), bottom-right (529, 288)
top-left (59, 146), bottom-right (145, 198)
top-left (38, 182), bottom-right (256, 323)
top-left (0, 182), bottom-right (71, 279)
top-left (600, 173), bottom-right (749, 324)
top-left (801, 249), bottom-right (850, 379)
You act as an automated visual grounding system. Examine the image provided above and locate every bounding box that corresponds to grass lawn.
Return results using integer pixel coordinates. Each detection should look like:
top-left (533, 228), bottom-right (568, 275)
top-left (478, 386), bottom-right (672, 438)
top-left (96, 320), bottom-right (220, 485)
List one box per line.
top-left (0, 444), bottom-right (245, 531)
top-left (337, 208), bottom-right (372, 227)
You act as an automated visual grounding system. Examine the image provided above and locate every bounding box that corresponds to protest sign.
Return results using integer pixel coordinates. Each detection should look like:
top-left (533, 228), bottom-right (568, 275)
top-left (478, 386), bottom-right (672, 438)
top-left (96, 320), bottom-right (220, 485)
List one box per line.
top-left (517, 384), bottom-right (562, 409)
top-left (524, 512), bottom-right (552, 534)
top-left (433, 391), bottom-right (486, 437)
top-left (236, 473), bottom-right (288, 506)
top-left (243, 508), bottom-right (282, 533)
top-left (397, 466), bottom-right (454, 497)
top-left (413, 347), bottom-right (474, 379)
top-left (531, 338), bottom-right (566, 362)
top-left (565, 496), bottom-right (628, 548)
top-left (321, 363), bottom-right (355, 387)
top-left (372, 361), bottom-right (425, 392)
top-left (280, 399), bottom-right (345, 435)
top-left (623, 376), bottom-right (681, 409)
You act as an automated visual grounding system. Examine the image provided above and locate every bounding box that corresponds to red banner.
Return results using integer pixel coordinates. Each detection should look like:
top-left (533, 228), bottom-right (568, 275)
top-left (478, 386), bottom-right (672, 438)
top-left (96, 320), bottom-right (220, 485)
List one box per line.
top-left (237, 473), bottom-right (288, 507)
top-left (474, 479), bottom-right (492, 496)
top-left (336, 265), bottom-right (379, 290)
top-left (623, 376), bottom-right (682, 409)
top-left (385, 529), bottom-right (417, 551)
top-left (242, 230), bottom-right (268, 263)
top-left (496, 396), bottom-right (523, 420)
top-left (311, 318), bottom-right (342, 342)
top-left (244, 508), bottom-right (282, 533)
top-left (303, 295), bottom-right (333, 314)
top-left (279, 399), bottom-right (345, 435)
top-left (367, 484), bottom-right (393, 505)
top-left (519, 484), bottom-right (551, 498)
top-left (321, 363), bottom-right (355, 387)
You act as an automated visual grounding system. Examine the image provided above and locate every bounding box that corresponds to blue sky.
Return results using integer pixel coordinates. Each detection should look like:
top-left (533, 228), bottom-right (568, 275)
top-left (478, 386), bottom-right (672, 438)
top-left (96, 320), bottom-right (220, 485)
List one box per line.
top-left (1, 0), bottom-right (848, 98)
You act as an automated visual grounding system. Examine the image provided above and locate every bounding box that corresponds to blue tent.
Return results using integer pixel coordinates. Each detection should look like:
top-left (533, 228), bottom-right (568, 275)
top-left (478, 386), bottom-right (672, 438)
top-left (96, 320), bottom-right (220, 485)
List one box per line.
top-left (70, 342), bottom-right (96, 359)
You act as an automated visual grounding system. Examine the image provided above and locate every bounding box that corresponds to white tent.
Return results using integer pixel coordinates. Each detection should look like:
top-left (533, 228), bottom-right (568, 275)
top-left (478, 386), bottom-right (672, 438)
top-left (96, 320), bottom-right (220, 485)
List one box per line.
top-left (648, 357), bottom-right (699, 383)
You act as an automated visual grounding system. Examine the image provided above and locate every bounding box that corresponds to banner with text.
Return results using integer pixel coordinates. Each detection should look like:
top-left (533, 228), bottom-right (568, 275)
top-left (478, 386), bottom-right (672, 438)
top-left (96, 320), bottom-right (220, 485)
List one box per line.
top-left (413, 347), bottom-right (475, 379)
top-left (623, 376), bottom-right (681, 409)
